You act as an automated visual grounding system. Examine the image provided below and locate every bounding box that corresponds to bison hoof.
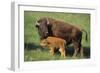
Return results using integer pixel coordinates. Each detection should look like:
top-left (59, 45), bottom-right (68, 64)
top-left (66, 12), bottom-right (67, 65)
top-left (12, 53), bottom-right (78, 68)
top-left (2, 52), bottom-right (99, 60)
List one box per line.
top-left (72, 56), bottom-right (77, 59)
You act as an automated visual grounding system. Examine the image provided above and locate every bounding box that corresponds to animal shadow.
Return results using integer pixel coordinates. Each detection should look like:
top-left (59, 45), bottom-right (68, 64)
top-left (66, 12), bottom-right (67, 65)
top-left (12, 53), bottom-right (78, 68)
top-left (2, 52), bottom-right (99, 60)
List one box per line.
top-left (24, 43), bottom-right (42, 50)
top-left (65, 46), bottom-right (90, 58)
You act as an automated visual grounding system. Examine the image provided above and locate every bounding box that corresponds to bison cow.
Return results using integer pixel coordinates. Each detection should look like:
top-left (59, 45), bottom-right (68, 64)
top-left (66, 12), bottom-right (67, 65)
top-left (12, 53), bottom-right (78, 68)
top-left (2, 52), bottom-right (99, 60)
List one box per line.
top-left (35, 17), bottom-right (88, 58)
top-left (40, 36), bottom-right (66, 58)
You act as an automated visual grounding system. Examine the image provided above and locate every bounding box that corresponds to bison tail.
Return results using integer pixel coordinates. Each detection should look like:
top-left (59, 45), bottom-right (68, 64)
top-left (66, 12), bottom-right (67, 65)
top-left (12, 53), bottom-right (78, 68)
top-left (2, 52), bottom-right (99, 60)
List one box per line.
top-left (82, 29), bottom-right (88, 41)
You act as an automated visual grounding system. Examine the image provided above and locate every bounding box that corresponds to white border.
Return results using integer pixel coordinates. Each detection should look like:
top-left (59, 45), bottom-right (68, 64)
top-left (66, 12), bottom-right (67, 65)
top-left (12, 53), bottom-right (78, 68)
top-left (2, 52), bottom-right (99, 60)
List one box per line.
top-left (11, 2), bottom-right (97, 71)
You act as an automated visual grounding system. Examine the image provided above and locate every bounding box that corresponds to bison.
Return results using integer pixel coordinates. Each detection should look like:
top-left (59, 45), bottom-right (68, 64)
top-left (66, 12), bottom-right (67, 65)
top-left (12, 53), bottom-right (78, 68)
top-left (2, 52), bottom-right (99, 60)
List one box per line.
top-left (40, 36), bottom-right (66, 58)
top-left (36, 17), bottom-right (88, 58)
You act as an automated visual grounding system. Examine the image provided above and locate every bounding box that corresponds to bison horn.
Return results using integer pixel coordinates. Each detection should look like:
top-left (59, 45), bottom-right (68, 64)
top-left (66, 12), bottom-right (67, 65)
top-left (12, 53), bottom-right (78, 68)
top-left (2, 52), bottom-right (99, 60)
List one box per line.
top-left (36, 22), bottom-right (40, 25)
top-left (35, 22), bottom-right (39, 27)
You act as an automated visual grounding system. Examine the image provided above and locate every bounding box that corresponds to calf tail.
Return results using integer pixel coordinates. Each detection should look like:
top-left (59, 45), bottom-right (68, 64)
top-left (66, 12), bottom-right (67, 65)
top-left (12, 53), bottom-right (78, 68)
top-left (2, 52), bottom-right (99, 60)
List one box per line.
top-left (82, 29), bottom-right (88, 42)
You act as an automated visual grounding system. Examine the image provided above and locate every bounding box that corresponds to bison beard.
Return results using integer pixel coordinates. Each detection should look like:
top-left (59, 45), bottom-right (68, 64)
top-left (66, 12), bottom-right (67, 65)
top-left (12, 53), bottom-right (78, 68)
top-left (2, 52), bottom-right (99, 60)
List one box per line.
top-left (35, 17), bottom-right (88, 58)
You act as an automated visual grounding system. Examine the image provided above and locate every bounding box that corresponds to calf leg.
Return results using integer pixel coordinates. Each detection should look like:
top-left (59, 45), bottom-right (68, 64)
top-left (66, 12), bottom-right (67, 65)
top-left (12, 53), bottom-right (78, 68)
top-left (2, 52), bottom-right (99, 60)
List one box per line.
top-left (59, 48), bottom-right (66, 58)
top-left (49, 47), bottom-right (54, 55)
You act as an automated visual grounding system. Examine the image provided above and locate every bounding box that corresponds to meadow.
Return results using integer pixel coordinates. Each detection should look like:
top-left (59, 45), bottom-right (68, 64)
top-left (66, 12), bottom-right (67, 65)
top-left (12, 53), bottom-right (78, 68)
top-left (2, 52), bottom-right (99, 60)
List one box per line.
top-left (24, 11), bottom-right (90, 61)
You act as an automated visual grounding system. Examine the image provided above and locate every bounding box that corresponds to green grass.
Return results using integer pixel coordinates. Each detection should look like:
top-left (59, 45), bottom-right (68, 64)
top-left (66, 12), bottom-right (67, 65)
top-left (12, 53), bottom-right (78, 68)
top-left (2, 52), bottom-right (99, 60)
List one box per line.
top-left (24, 11), bottom-right (90, 61)
top-left (24, 49), bottom-right (66, 61)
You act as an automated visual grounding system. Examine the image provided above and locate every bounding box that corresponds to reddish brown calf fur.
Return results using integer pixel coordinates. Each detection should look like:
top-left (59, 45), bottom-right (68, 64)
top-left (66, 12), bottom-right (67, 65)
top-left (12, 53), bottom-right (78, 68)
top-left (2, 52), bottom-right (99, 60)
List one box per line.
top-left (40, 37), bottom-right (66, 58)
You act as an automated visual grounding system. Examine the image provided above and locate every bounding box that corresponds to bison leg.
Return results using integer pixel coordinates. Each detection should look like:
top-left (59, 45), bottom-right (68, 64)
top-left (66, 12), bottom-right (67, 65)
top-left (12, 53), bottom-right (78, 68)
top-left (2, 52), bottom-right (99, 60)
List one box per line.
top-left (59, 48), bottom-right (66, 58)
top-left (72, 42), bottom-right (79, 58)
top-left (78, 40), bottom-right (84, 58)
top-left (80, 46), bottom-right (84, 58)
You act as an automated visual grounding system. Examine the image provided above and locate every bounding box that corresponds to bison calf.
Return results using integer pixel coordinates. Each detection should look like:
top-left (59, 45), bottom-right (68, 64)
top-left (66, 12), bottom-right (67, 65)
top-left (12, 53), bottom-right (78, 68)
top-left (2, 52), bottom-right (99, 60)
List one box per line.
top-left (40, 37), bottom-right (66, 58)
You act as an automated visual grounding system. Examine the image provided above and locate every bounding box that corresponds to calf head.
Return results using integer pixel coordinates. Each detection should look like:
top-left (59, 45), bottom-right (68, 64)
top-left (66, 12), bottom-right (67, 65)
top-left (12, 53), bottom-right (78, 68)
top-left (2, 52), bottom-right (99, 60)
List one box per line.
top-left (40, 39), bottom-right (48, 47)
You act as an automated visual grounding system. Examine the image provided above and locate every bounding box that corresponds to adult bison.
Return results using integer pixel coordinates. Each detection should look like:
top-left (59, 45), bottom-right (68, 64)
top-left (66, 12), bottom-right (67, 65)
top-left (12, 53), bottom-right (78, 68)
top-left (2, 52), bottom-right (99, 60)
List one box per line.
top-left (35, 17), bottom-right (88, 58)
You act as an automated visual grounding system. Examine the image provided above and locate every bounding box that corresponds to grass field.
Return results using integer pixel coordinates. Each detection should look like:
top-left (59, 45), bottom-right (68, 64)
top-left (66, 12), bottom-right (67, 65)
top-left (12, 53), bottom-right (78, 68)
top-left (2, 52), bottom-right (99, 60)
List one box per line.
top-left (24, 11), bottom-right (90, 61)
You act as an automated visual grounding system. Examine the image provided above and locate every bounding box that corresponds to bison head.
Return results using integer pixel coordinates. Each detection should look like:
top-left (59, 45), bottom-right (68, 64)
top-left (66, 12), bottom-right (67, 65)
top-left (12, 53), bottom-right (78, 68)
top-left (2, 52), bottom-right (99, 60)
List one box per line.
top-left (35, 17), bottom-right (50, 40)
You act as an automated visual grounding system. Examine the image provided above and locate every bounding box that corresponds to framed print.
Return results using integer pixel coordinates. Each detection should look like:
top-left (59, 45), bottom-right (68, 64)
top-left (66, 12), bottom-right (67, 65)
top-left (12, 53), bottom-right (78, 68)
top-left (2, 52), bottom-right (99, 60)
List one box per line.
top-left (11, 2), bottom-right (97, 71)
